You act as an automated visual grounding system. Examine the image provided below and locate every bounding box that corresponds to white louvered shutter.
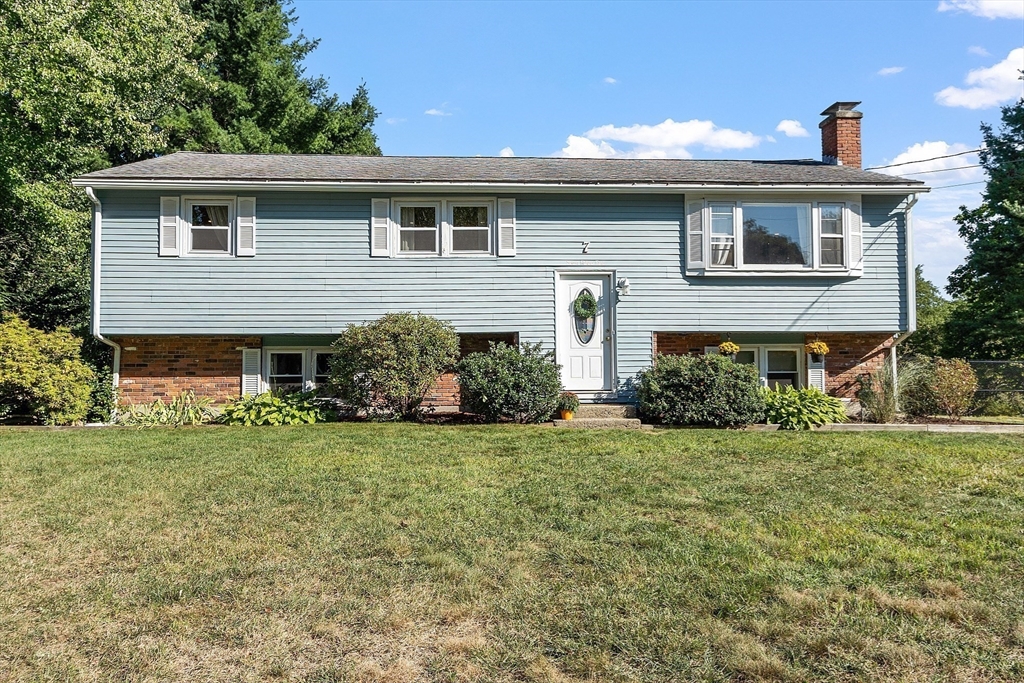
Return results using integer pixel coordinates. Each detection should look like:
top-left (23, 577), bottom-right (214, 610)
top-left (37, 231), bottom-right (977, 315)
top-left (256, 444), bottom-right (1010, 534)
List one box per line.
top-left (237, 197), bottom-right (256, 256)
top-left (497, 198), bottom-right (516, 256)
top-left (159, 196), bottom-right (180, 256)
top-left (370, 198), bottom-right (390, 257)
top-left (848, 202), bottom-right (863, 275)
top-left (686, 200), bottom-right (705, 270)
top-left (241, 348), bottom-right (262, 396)
top-left (807, 354), bottom-right (827, 392)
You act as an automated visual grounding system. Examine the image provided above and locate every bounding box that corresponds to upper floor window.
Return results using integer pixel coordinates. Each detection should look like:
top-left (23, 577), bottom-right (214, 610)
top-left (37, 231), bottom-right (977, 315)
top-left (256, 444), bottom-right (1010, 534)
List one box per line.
top-left (159, 195), bottom-right (256, 258)
top-left (374, 198), bottom-right (509, 258)
top-left (686, 198), bottom-right (862, 274)
top-left (187, 200), bottom-right (233, 255)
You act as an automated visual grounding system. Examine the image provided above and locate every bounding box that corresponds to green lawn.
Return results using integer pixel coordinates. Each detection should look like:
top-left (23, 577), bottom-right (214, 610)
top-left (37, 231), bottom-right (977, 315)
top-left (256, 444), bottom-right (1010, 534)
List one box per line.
top-left (1, 426), bottom-right (1022, 682)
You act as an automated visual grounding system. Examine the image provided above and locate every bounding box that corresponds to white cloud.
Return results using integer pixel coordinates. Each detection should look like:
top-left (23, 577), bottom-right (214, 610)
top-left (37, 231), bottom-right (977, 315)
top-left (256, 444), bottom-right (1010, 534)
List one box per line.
top-left (556, 118), bottom-right (762, 158)
top-left (424, 107), bottom-right (452, 116)
top-left (877, 66), bottom-right (906, 76)
top-left (499, 146), bottom-right (515, 157)
top-left (603, 77), bottom-right (617, 84)
top-left (938, 0), bottom-right (1024, 19)
top-left (935, 47), bottom-right (1024, 109)
top-left (874, 140), bottom-right (980, 179)
top-left (968, 45), bottom-right (991, 56)
top-left (385, 117), bottom-right (405, 125)
top-left (775, 119), bottom-right (809, 137)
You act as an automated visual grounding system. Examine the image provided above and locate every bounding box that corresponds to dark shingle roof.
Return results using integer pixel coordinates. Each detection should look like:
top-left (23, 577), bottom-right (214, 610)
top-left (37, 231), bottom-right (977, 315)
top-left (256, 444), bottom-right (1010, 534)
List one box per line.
top-left (76, 152), bottom-right (923, 187)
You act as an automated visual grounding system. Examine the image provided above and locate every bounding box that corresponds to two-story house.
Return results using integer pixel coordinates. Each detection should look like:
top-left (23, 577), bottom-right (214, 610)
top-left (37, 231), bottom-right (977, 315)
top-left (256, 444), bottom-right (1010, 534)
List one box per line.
top-left (72, 102), bottom-right (926, 408)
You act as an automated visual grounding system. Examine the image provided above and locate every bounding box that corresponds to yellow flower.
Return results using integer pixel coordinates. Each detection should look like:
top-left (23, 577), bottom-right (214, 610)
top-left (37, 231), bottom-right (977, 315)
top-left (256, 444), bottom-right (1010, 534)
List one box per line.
top-left (718, 341), bottom-right (740, 355)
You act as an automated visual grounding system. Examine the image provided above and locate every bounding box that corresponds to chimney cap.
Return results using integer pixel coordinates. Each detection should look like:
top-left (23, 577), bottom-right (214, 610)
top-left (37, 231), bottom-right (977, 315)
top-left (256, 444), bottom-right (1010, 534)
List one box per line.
top-left (820, 101), bottom-right (862, 117)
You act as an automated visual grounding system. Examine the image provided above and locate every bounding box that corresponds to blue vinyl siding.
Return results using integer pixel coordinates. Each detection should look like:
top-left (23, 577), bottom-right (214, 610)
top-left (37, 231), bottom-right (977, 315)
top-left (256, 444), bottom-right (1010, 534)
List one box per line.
top-left (97, 190), bottom-right (909, 386)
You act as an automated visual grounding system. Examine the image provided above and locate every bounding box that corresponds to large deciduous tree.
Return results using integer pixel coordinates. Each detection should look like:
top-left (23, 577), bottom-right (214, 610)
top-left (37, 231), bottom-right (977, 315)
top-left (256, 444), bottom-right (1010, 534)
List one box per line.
top-left (944, 99), bottom-right (1024, 359)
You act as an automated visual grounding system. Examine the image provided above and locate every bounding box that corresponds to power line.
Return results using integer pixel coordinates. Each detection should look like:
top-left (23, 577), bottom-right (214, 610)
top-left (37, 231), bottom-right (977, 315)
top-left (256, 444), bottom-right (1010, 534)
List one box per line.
top-left (901, 164), bottom-right (981, 175)
top-left (929, 181), bottom-right (985, 190)
top-left (865, 148), bottom-right (982, 170)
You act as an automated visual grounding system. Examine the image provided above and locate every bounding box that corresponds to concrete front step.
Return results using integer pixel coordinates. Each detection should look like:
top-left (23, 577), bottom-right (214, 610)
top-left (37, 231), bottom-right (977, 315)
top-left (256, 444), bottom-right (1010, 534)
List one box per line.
top-left (574, 403), bottom-right (638, 419)
top-left (553, 417), bottom-right (644, 430)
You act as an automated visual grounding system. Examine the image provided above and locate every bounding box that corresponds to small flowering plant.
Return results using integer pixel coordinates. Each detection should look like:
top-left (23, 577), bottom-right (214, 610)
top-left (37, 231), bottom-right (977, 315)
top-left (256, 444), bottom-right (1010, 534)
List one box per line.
top-left (804, 341), bottom-right (830, 356)
top-left (557, 391), bottom-right (580, 412)
top-left (718, 341), bottom-right (740, 356)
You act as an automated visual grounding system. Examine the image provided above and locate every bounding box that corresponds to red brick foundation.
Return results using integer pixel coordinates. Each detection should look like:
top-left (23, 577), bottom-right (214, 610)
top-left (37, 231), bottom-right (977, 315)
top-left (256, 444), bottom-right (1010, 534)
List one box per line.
top-left (115, 336), bottom-right (261, 405)
top-left (652, 331), bottom-right (894, 398)
top-left (810, 333), bottom-right (894, 398)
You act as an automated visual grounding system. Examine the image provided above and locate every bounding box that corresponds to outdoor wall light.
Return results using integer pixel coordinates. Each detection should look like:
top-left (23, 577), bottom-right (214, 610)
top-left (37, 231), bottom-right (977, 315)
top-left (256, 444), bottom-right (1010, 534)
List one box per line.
top-left (616, 277), bottom-right (631, 297)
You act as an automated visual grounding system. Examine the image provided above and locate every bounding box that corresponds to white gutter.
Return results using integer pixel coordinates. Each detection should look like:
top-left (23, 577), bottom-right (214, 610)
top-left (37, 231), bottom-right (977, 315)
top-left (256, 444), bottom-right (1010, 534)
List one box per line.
top-left (890, 192), bottom-right (920, 414)
top-left (83, 187), bottom-right (121, 396)
top-left (70, 178), bottom-right (929, 195)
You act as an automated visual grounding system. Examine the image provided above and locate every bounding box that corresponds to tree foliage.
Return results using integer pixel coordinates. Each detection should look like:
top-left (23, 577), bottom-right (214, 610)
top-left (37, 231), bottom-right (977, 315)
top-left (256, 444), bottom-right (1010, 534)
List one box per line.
top-left (0, 0), bottom-right (380, 335)
top-left (901, 265), bottom-right (952, 358)
top-left (945, 100), bottom-right (1024, 359)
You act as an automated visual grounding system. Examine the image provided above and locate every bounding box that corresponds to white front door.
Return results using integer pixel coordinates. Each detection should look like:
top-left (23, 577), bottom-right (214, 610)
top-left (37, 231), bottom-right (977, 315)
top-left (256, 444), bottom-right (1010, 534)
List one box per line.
top-left (557, 274), bottom-right (613, 393)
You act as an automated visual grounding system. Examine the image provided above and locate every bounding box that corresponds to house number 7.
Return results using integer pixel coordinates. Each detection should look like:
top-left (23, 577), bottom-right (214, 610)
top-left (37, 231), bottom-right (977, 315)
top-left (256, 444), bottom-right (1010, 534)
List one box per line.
top-left (581, 241), bottom-right (590, 254)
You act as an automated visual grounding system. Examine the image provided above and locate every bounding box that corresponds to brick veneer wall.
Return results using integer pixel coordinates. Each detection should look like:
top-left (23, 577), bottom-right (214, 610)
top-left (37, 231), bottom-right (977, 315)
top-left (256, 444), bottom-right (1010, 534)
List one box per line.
top-left (811, 333), bottom-right (894, 398)
top-left (115, 336), bottom-right (261, 404)
top-left (653, 332), bottom-right (723, 357)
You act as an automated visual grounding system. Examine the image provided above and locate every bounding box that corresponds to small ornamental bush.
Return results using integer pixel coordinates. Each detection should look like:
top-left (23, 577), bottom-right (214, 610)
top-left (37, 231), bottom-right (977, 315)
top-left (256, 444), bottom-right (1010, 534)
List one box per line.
top-left (117, 390), bottom-right (218, 427)
top-left (897, 356), bottom-right (939, 418)
top-left (931, 358), bottom-right (978, 420)
top-left (857, 358), bottom-right (897, 423)
top-left (636, 354), bottom-right (764, 427)
top-left (328, 313), bottom-right (459, 421)
top-left (763, 386), bottom-right (847, 430)
top-left (557, 391), bottom-right (580, 413)
top-left (219, 391), bottom-right (333, 426)
top-left (0, 314), bottom-right (94, 425)
top-left (457, 342), bottom-right (561, 423)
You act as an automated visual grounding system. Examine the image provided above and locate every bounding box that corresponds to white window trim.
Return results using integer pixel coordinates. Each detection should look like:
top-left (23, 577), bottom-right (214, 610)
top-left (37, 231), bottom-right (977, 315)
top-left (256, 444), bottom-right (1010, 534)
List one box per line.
top-left (389, 197), bottom-right (497, 258)
top-left (181, 196), bottom-right (236, 258)
top-left (733, 344), bottom-right (805, 389)
top-left (692, 194), bottom-right (860, 276)
top-left (263, 347), bottom-right (335, 392)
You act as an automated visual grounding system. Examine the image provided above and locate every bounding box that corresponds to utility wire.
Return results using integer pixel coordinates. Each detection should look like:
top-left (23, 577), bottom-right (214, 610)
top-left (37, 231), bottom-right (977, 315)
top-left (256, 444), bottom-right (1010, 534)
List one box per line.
top-left (928, 181), bottom-right (985, 190)
top-left (900, 164), bottom-right (980, 175)
top-left (865, 148), bottom-right (982, 170)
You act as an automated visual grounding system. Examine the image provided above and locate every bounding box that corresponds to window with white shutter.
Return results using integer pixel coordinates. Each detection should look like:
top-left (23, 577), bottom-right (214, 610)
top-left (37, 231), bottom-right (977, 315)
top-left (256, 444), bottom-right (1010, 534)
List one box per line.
top-left (241, 348), bottom-right (262, 396)
top-left (159, 196), bottom-right (180, 257)
top-left (848, 202), bottom-right (863, 275)
top-left (497, 198), bottom-right (516, 257)
top-left (686, 201), bottom-right (705, 270)
top-left (370, 198), bottom-right (390, 257)
top-left (807, 353), bottom-right (827, 392)
top-left (236, 197), bottom-right (256, 256)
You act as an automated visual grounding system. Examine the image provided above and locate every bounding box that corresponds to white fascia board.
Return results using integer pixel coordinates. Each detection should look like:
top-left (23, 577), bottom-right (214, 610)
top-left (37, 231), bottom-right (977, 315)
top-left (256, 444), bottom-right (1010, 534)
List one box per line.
top-left (71, 178), bottom-right (928, 195)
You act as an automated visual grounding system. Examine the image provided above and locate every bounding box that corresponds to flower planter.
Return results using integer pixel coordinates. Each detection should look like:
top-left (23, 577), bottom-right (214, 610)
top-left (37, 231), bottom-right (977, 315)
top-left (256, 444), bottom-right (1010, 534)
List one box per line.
top-left (811, 353), bottom-right (824, 363)
top-left (560, 409), bottom-right (574, 421)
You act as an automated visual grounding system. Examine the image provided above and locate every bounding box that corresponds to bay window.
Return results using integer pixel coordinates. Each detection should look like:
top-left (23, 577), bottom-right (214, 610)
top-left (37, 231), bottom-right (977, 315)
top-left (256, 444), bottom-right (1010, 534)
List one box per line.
top-left (686, 198), bottom-right (862, 274)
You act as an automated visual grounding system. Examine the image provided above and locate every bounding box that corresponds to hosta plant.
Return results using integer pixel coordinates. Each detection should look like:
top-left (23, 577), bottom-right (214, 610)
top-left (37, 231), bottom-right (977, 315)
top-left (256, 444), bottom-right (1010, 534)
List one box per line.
top-left (219, 391), bottom-right (333, 426)
top-left (762, 386), bottom-right (847, 430)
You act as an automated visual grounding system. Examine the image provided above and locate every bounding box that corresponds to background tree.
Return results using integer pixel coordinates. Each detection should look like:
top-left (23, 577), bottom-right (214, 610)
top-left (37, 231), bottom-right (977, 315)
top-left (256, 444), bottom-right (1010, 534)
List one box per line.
top-left (161, 0), bottom-right (380, 155)
top-left (900, 265), bottom-right (952, 358)
top-left (944, 99), bottom-right (1024, 359)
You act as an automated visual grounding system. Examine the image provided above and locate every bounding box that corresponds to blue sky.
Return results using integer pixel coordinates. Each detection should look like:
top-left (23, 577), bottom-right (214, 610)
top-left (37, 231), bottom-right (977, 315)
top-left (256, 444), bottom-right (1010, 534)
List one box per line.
top-left (293, 0), bottom-right (1024, 287)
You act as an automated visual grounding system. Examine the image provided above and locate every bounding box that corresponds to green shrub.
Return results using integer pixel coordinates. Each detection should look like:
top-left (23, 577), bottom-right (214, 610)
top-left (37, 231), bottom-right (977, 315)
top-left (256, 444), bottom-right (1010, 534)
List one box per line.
top-left (116, 390), bottom-right (218, 427)
top-left (763, 386), bottom-right (847, 430)
top-left (636, 354), bottom-right (764, 427)
top-left (973, 391), bottom-right (1024, 417)
top-left (557, 391), bottom-right (580, 413)
top-left (328, 313), bottom-right (459, 420)
top-left (857, 358), bottom-right (896, 423)
top-left (87, 364), bottom-right (117, 423)
top-left (931, 358), bottom-right (978, 420)
top-left (219, 391), bottom-right (333, 426)
top-left (897, 355), bottom-right (938, 418)
top-left (457, 342), bottom-right (561, 423)
top-left (0, 314), bottom-right (94, 425)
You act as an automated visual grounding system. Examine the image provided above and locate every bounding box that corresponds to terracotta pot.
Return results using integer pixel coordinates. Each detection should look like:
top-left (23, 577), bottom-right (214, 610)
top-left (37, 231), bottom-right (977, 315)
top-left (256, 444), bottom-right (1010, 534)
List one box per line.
top-left (560, 409), bottom-right (574, 421)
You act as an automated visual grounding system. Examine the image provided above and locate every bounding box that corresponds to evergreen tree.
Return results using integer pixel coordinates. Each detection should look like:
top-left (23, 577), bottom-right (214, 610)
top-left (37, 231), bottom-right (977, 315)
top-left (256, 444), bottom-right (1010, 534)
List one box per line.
top-left (161, 0), bottom-right (380, 155)
top-left (945, 100), bottom-right (1024, 359)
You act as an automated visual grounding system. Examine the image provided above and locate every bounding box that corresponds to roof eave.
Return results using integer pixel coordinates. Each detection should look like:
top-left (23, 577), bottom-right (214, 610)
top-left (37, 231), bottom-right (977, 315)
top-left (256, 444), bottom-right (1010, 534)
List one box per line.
top-left (71, 178), bottom-right (928, 194)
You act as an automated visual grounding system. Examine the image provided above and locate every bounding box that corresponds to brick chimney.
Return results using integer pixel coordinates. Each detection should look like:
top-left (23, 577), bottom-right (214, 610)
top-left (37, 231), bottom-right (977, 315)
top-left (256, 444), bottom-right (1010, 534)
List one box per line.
top-left (819, 101), bottom-right (862, 167)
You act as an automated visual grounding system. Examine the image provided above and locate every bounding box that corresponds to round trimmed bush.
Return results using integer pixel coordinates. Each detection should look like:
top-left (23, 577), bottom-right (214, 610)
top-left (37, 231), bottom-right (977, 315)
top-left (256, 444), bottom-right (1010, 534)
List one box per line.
top-left (328, 313), bottom-right (459, 420)
top-left (637, 354), bottom-right (764, 427)
top-left (457, 342), bottom-right (561, 423)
